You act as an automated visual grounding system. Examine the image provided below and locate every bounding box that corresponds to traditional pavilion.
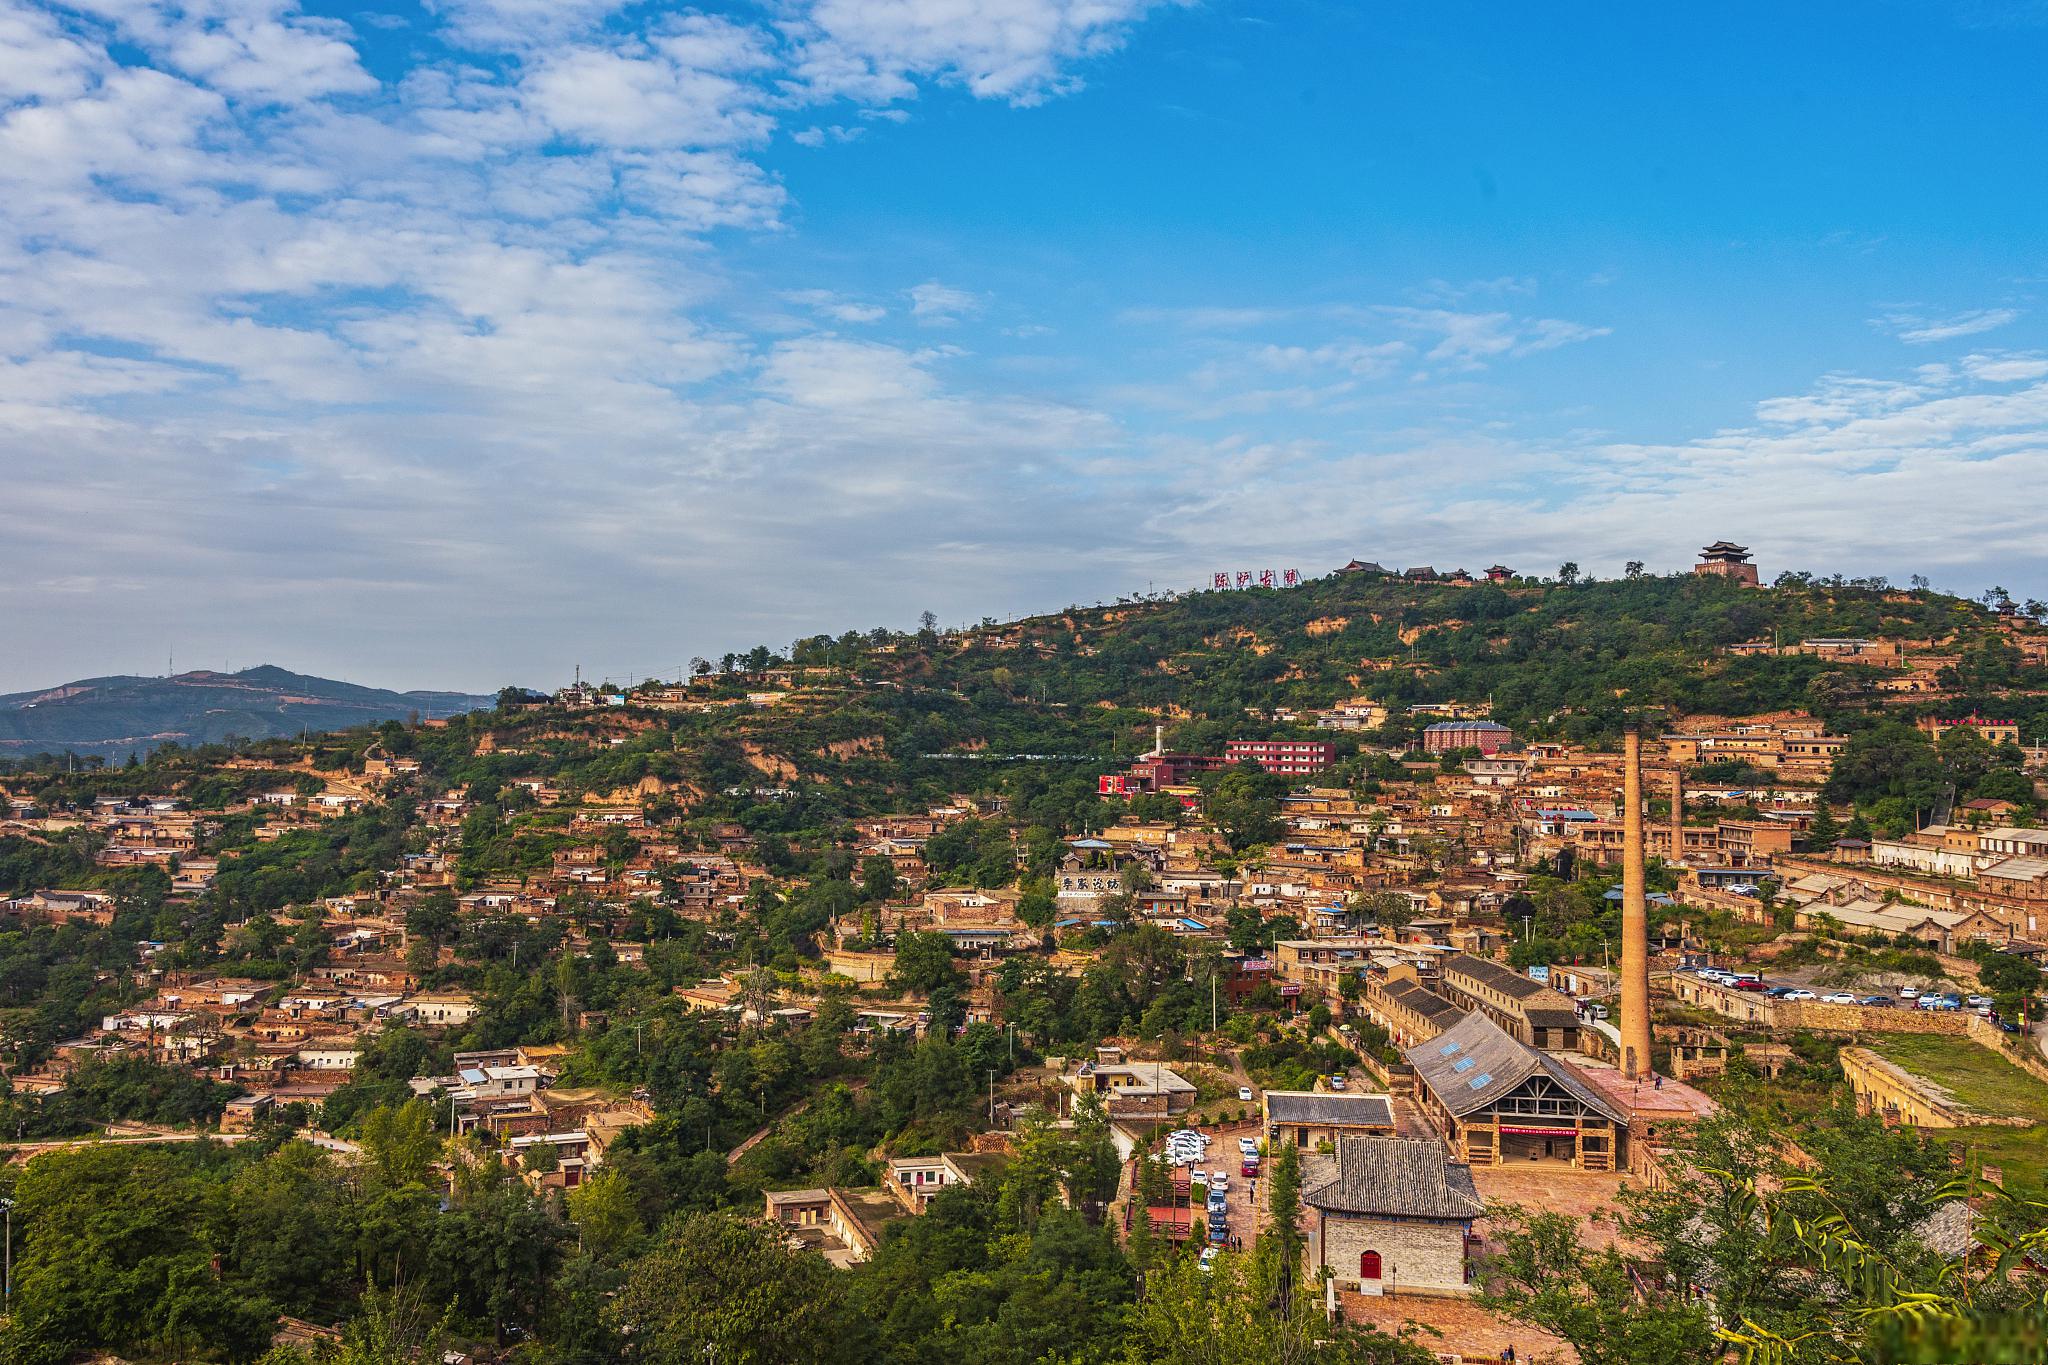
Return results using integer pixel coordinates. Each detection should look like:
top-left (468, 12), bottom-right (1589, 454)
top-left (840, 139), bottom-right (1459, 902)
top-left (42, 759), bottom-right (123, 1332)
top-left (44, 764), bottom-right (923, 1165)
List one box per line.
top-left (1693, 541), bottom-right (1760, 585)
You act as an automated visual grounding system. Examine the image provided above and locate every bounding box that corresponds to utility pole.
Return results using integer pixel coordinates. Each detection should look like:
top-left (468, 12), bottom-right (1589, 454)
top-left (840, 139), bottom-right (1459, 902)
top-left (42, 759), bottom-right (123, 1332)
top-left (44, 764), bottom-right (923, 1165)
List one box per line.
top-left (2, 1196), bottom-right (13, 1303)
top-left (988, 1069), bottom-right (997, 1126)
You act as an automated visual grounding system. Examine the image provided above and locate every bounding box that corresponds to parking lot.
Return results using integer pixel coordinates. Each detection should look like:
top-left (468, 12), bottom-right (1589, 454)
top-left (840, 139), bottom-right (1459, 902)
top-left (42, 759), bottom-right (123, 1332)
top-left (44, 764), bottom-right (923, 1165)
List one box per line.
top-left (1155, 1117), bottom-right (1268, 1255)
top-left (1677, 963), bottom-right (1995, 1015)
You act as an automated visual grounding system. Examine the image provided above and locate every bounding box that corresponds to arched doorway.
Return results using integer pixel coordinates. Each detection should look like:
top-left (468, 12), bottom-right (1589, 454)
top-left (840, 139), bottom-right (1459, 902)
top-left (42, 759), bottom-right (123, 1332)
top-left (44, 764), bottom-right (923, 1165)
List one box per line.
top-left (1359, 1250), bottom-right (1383, 1281)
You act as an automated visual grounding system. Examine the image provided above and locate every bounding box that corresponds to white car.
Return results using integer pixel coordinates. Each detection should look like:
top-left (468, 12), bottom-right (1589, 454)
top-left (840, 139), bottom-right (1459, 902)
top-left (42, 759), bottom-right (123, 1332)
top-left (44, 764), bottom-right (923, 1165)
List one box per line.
top-left (1966, 994), bottom-right (1992, 1008)
top-left (1899, 987), bottom-right (1921, 999)
top-left (1209, 1172), bottom-right (1229, 1192)
top-left (1822, 992), bottom-right (1857, 1005)
top-left (1238, 1137), bottom-right (1259, 1155)
top-left (1783, 989), bottom-right (1816, 1000)
top-left (1237, 1086), bottom-right (1254, 1102)
top-left (1199, 1247), bottom-right (1218, 1273)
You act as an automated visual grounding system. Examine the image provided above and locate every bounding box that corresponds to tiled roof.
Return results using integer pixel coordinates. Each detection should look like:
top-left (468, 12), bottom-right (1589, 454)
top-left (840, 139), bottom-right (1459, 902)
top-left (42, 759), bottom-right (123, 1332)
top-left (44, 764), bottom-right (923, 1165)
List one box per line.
top-left (1404, 1011), bottom-right (1627, 1124)
top-left (1263, 1091), bottom-right (1395, 1129)
top-left (1303, 1136), bottom-right (1485, 1221)
top-left (1381, 978), bottom-right (1460, 1025)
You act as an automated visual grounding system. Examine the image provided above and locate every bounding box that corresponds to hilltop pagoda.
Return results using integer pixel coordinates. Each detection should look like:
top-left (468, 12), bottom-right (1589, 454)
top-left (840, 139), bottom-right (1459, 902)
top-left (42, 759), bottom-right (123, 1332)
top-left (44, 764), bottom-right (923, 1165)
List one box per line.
top-left (1693, 540), bottom-right (1759, 586)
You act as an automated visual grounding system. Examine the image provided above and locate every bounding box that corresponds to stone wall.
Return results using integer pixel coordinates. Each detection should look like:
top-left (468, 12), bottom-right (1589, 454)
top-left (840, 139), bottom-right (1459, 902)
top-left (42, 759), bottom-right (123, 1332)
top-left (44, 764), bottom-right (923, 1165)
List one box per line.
top-left (1774, 999), bottom-right (1972, 1035)
top-left (1840, 1047), bottom-right (1967, 1128)
top-left (1967, 1014), bottom-right (2048, 1089)
top-left (1315, 1210), bottom-right (1471, 1296)
top-left (1673, 977), bottom-right (1972, 1036)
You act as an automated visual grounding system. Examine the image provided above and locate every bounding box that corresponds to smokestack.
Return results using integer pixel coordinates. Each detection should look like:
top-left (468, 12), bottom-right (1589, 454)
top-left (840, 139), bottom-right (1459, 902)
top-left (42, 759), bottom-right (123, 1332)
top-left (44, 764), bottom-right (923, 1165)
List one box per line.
top-left (1621, 727), bottom-right (1653, 1081)
top-left (1153, 724), bottom-right (1164, 757)
top-left (1669, 766), bottom-right (1685, 868)
top-left (1622, 724), bottom-right (1654, 1080)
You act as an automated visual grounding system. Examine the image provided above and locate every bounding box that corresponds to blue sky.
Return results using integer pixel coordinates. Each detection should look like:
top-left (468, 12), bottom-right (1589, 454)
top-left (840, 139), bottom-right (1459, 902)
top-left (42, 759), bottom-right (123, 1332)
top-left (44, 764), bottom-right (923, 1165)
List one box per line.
top-left (3, 0), bottom-right (2046, 692)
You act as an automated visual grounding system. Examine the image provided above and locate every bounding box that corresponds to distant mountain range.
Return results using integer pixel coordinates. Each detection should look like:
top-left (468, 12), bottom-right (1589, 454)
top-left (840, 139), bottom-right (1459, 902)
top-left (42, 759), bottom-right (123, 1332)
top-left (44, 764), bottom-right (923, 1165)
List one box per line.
top-left (0, 666), bottom-right (495, 761)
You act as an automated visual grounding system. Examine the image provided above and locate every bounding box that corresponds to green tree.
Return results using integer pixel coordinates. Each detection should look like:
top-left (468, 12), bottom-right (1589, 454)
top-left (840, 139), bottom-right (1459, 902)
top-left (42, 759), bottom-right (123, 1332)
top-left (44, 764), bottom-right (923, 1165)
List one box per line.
top-left (607, 1212), bottom-right (850, 1365)
top-left (890, 929), bottom-right (962, 994)
top-left (566, 1166), bottom-right (645, 1265)
top-left (859, 855), bottom-right (900, 903)
top-left (1266, 1140), bottom-right (1305, 1316)
top-left (0, 1145), bottom-right (276, 1364)
top-left (1121, 1239), bottom-right (1432, 1364)
top-left (357, 1099), bottom-right (443, 1188)
top-left (228, 1140), bottom-right (358, 1320)
top-left (1480, 1204), bottom-right (1712, 1365)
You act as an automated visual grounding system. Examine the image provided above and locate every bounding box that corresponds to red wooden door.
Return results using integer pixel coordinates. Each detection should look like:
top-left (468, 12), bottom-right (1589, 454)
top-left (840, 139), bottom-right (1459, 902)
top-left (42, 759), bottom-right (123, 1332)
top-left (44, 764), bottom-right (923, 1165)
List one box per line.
top-left (1360, 1250), bottom-right (1383, 1280)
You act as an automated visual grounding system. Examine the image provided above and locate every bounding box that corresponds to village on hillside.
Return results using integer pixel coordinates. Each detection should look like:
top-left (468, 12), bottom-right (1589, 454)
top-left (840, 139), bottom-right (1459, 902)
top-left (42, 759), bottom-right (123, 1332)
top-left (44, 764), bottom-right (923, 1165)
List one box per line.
top-left (1, 549), bottom-right (2046, 1363)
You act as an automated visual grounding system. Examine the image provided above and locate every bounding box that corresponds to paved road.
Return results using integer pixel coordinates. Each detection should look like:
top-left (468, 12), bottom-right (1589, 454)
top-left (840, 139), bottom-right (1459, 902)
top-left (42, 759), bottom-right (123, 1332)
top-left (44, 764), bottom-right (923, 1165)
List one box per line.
top-left (6, 1131), bottom-right (251, 1164)
top-left (6, 1128), bottom-right (362, 1165)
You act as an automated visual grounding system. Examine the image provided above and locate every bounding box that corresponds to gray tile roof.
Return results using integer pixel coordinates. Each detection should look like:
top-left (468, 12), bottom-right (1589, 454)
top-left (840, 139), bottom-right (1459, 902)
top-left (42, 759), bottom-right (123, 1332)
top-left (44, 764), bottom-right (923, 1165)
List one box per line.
top-left (1382, 978), bottom-right (1461, 1025)
top-left (1442, 952), bottom-right (1548, 1001)
top-left (1303, 1136), bottom-right (1486, 1221)
top-left (1403, 1011), bottom-right (1627, 1124)
top-left (1263, 1091), bottom-right (1395, 1129)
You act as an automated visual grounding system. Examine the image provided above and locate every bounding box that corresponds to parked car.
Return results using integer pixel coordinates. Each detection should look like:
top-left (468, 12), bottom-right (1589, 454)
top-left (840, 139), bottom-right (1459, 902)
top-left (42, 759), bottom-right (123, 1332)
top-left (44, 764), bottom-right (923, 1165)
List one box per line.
top-left (1209, 1172), bottom-right (1229, 1192)
top-left (1733, 978), bottom-right (1767, 992)
top-left (1899, 987), bottom-right (1922, 999)
top-left (1241, 1158), bottom-right (1261, 1177)
top-left (1858, 996), bottom-right (1895, 1008)
top-left (1996, 1017), bottom-right (2022, 1034)
top-left (1966, 994), bottom-right (1992, 1008)
top-left (1208, 1221), bottom-right (1229, 1244)
top-left (1917, 995), bottom-right (1961, 1011)
top-left (1237, 1086), bottom-right (1254, 1102)
top-left (1784, 989), bottom-right (1817, 1000)
top-left (1238, 1137), bottom-right (1259, 1155)
top-left (1199, 1246), bottom-right (1219, 1272)
top-left (1822, 992), bottom-right (1857, 1005)
top-left (1328, 1074), bottom-right (1347, 1090)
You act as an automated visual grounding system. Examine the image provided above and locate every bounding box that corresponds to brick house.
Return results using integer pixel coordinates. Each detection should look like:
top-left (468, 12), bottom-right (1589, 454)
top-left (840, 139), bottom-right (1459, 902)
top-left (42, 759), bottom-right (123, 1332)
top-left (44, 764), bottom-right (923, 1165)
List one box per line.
top-left (1303, 1136), bottom-right (1486, 1296)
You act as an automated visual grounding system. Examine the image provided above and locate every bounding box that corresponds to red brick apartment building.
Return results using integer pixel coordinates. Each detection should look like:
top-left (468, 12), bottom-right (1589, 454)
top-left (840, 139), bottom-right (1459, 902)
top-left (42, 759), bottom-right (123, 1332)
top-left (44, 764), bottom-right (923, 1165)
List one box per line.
top-left (1224, 739), bottom-right (1336, 776)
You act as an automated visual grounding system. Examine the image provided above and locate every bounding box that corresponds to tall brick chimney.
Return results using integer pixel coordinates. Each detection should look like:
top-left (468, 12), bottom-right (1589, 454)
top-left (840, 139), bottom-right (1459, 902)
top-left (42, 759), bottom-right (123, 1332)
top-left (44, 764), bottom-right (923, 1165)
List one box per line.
top-left (1621, 727), bottom-right (1653, 1081)
top-left (1669, 765), bottom-right (1685, 868)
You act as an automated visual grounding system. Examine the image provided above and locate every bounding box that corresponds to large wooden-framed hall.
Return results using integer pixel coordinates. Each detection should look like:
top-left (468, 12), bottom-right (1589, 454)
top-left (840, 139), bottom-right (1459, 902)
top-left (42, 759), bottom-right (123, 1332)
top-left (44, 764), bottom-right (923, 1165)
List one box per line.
top-left (1403, 1010), bottom-right (1630, 1170)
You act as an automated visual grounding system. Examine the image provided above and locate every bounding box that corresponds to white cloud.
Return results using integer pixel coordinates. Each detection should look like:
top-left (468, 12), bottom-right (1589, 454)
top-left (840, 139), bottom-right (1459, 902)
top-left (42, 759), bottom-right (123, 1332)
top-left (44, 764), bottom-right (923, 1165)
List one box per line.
top-left (786, 0), bottom-right (1173, 106)
top-left (1381, 307), bottom-right (1610, 370)
top-left (1249, 339), bottom-right (1408, 378)
top-left (424, 0), bottom-right (630, 48)
top-left (1879, 307), bottom-right (2021, 344)
top-left (782, 289), bottom-right (887, 323)
top-left (0, 0), bottom-right (1182, 690)
top-left (1962, 351), bottom-right (2048, 383)
top-left (0, 1), bottom-right (100, 102)
top-left (52, 0), bottom-right (376, 104)
top-left (909, 280), bottom-right (984, 323)
top-left (521, 20), bottom-right (778, 151)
